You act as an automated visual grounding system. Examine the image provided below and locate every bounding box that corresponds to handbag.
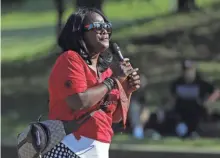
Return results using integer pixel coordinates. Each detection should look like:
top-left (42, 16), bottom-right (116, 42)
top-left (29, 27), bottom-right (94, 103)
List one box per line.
top-left (17, 111), bottom-right (96, 158)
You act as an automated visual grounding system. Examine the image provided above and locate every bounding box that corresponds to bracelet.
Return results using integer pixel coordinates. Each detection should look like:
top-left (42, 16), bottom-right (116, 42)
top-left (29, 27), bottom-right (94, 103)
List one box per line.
top-left (103, 77), bottom-right (116, 91)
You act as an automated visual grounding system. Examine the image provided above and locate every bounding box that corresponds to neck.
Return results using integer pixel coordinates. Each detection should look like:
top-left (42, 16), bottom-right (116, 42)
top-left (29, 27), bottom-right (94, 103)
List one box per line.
top-left (90, 53), bottom-right (100, 66)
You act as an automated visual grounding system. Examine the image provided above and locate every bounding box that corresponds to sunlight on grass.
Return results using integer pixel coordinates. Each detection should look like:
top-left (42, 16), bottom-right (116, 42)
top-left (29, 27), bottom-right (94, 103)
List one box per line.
top-left (1, 0), bottom-right (219, 61)
top-left (105, 0), bottom-right (169, 20)
top-left (199, 62), bottom-right (220, 71)
top-left (2, 0), bottom-right (218, 30)
top-left (113, 134), bottom-right (220, 148)
top-left (1, 36), bottom-right (55, 61)
top-left (2, 11), bottom-right (57, 30)
top-left (113, 9), bottom-right (220, 39)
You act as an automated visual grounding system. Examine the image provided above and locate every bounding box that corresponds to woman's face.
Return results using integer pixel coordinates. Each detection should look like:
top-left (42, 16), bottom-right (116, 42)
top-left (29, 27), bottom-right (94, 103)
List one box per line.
top-left (83, 12), bottom-right (110, 55)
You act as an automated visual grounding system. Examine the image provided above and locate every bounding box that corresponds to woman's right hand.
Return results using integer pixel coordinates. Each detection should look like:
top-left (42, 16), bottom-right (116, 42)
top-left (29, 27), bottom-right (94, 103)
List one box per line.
top-left (112, 58), bottom-right (138, 83)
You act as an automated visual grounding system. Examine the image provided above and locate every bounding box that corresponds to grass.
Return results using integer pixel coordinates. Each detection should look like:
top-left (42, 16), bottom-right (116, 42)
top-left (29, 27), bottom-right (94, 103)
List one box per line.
top-left (111, 136), bottom-right (220, 153)
top-left (2, 0), bottom-right (218, 30)
top-left (2, 0), bottom-right (220, 146)
top-left (113, 11), bottom-right (220, 39)
top-left (112, 134), bottom-right (220, 148)
top-left (1, 0), bottom-right (219, 61)
top-left (111, 134), bottom-right (220, 155)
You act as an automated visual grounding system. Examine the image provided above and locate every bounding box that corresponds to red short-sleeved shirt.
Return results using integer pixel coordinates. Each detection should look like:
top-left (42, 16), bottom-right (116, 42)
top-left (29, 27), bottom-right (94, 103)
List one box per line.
top-left (48, 50), bottom-right (120, 143)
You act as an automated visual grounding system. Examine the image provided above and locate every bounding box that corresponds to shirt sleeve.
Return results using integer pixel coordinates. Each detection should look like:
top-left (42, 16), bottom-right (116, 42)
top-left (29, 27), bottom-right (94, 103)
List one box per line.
top-left (58, 53), bottom-right (87, 98)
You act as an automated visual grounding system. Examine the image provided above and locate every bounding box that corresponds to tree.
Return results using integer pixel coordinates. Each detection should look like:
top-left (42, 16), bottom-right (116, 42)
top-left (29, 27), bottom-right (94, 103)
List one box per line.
top-left (75, 0), bottom-right (104, 12)
top-left (177, 0), bottom-right (198, 12)
top-left (54, 0), bottom-right (65, 39)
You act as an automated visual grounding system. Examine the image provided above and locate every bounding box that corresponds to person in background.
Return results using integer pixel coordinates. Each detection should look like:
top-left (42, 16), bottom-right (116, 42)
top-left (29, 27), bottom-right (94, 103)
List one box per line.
top-left (167, 60), bottom-right (220, 137)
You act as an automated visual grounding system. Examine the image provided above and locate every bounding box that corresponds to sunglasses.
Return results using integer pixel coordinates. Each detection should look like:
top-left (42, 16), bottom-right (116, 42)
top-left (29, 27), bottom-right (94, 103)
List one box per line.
top-left (84, 22), bottom-right (112, 34)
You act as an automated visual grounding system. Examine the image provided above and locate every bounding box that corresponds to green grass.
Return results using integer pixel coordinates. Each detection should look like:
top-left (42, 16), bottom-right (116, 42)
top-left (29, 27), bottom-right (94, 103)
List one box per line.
top-left (2, 0), bottom-right (218, 30)
top-left (1, 36), bottom-right (54, 61)
top-left (1, 0), bottom-right (219, 61)
top-left (2, 0), bottom-right (220, 146)
top-left (112, 134), bottom-right (220, 150)
top-left (114, 10), bottom-right (220, 39)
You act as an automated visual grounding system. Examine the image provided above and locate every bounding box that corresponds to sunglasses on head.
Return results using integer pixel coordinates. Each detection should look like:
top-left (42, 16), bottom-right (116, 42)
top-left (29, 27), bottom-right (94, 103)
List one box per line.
top-left (84, 22), bottom-right (112, 34)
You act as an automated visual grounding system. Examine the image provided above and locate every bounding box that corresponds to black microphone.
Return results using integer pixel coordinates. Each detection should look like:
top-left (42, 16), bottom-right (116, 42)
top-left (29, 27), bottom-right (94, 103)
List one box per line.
top-left (111, 42), bottom-right (133, 79)
top-left (111, 43), bottom-right (124, 62)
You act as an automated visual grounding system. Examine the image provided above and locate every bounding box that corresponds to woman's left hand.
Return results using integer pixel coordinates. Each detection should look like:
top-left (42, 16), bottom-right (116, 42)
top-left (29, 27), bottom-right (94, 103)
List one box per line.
top-left (125, 69), bottom-right (141, 93)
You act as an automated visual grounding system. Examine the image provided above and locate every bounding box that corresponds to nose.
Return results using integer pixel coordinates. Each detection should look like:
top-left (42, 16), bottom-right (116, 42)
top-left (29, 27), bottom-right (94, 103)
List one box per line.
top-left (101, 28), bottom-right (108, 34)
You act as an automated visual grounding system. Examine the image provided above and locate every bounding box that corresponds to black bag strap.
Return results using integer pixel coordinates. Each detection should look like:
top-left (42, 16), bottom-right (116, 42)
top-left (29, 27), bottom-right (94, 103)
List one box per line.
top-left (36, 109), bottom-right (100, 135)
top-left (41, 94), bottom-right (110, 135)
top-left (62, 94), bottom-right (109, 134)
top-left (63, 110), bottom-right (101, 134)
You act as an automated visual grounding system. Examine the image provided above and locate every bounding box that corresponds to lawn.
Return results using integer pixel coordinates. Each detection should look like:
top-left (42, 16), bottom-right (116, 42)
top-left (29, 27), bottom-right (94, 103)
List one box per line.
top-left (112, 134), bottom-right (220, 151)
top-left (1, 0), bottom-right (219, 61)
top-left (2, 0), bottom-right (220, 146)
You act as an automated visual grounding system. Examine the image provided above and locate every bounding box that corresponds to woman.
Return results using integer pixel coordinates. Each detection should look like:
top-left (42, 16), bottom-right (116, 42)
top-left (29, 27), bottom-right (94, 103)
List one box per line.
top-left (45, 8), bottom-right (140, 158)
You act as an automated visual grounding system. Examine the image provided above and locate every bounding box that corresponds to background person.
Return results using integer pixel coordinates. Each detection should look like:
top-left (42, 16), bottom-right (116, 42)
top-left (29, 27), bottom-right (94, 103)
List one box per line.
top-left (166, 60), bottom-right (220, 137)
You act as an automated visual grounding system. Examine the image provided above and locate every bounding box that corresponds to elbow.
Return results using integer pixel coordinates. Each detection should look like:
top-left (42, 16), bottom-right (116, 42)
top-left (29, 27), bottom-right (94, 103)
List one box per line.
top-left (78, 92), bottom-right (92, 108)
top-left (66, 100), bottom-right (83, 110)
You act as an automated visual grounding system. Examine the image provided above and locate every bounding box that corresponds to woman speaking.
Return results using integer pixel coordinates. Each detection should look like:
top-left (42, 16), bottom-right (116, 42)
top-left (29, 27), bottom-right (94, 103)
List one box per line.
top-left (45, 8), bottom-right (140, 158)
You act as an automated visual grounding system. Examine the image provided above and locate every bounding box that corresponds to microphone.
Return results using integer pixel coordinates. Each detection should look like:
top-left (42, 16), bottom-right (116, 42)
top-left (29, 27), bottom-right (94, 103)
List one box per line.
top-left (111, 43), bottom-right (124, 61)
top-left (111, 42), bottom-right (133, 79)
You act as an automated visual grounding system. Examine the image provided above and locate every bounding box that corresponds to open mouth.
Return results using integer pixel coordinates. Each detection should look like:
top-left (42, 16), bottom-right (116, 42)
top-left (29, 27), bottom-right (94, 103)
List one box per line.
top-left (99, 36), bottom-right (109, 41)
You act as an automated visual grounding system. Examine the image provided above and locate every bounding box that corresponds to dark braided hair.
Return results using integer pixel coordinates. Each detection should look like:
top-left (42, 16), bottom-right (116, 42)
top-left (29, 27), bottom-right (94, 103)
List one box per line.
top-left (58, 8), bottom-right (113, 73)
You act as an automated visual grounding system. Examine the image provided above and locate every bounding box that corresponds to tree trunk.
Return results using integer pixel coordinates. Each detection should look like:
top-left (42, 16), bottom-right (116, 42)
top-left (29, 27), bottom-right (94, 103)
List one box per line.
top-left (54, 0), bottom-right (65, 39)
top-left (177, 0), bottom-right (197, 12)
top-left (75, 0), bottom-right (104, 12)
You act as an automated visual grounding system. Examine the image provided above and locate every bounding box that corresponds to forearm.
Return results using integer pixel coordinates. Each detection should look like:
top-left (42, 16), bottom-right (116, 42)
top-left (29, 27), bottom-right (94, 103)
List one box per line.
top-left (80, 84), bottom-right (109, 108)
top-left (205, 90), bottom-right (220, 103)
top-left (66, 83), bottom-right (109, 110)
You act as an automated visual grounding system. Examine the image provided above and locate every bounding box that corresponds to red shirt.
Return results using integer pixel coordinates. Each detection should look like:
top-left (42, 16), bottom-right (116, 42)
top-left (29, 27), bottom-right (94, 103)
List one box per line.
top-left (48, 50), bottom-right (120, 143)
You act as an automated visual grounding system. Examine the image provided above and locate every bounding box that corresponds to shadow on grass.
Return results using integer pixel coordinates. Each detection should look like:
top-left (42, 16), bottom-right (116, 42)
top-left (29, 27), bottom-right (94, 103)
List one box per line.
top-left (2, 9), bottom-right (220, 78)
top-left (1, 0), bottom-right (56, 14)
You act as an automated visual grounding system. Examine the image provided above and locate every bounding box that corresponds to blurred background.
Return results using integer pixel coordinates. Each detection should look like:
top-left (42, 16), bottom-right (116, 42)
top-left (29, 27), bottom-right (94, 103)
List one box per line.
top-left (1, 0), bottom-right (220, 158)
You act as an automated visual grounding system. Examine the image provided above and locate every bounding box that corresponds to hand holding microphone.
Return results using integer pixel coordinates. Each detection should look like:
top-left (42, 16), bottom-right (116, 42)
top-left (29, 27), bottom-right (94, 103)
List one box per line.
top-left (111, 43), bottom-right (141, 92)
